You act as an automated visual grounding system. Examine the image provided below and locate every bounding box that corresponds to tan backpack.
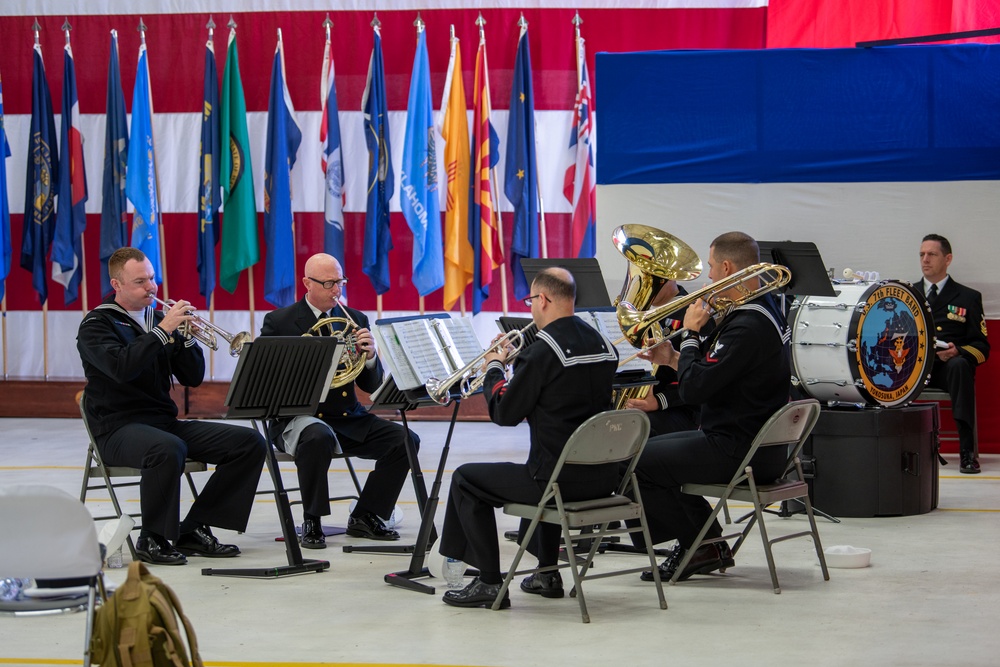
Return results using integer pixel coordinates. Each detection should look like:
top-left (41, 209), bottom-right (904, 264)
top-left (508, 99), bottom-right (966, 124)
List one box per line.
top-left (90, 560), bottom-right (202, 667)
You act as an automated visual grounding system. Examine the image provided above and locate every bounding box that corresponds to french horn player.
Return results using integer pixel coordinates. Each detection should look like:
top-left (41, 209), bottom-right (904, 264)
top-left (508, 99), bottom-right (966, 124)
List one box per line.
top-left (259, 253), bottom-right (418, 549)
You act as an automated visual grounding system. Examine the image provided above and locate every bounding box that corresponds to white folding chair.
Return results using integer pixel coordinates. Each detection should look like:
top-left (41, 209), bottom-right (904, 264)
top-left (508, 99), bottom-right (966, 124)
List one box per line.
top-left (493, 409), bottom-right (667, 623)
top-left (0, 485), bottom-right (107, 667)
top-left (672, 399), bottom-right (830, 593)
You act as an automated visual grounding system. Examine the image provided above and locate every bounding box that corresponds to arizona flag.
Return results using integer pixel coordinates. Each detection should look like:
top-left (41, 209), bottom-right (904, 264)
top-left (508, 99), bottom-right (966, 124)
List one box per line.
top-left (51, 38), bottom-right (88, 305)
top-left (564, 37), bottom-right (596, 259)
top-left (468, 30), bottom-right (501, 315)
top-left (125, 39), bottom-right (162, 283)
top-left (320, 28), bottom-right (346, 285)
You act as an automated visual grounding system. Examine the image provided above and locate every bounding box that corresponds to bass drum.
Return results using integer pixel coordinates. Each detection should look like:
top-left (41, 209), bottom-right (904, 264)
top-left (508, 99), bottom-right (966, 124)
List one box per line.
top-left (790, 280), bottom-right (933, 407)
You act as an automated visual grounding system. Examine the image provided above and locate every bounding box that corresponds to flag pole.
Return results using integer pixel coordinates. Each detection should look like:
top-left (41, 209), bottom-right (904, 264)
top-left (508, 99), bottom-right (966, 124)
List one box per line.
top-left (478, 14), bottom-right (509, 316)
top-left (33, 19), bottom-right (50, 380)
top-left (372, 12), bottom-right (385, 321)
top-left (247, 268), bottom-right (255, 339)
top-left (517, 15), bottom-right (548, 260)
top-left (61, 19), bottom-right (90, 314)
top-left (2, 295), bottom-right (8, 379)
top-left (206, 16), bottom-right (216, 380)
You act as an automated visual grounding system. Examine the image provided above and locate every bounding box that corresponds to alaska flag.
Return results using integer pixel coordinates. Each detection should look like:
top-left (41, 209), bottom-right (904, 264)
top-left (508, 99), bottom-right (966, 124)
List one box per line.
top-left (320, 34), bottom-right (345, 280)
top-left (439, 36), bottom-right (472, 311)
top-left (100, 31), bottom-right (128, 297)
top-left (469, 35), bottom-right (501, 315)
top-left (219, 28), bottom-right (258, 294)
top-left (564, 40), bottom-right (596, 259)
top-left (197, 37), bottom-right (220, 301)
top-left (401, 31), bottom-right (443, 297)
top-left (21, 43), bottom-right (59, 305)
top-left (361, 27), bottom-right (394, 295)
top-left (125, 42), bottom-right (162, 282)
top-left (263, 32), bottom-right (302, 308)
top-left (505, 27), bottom-right (540, 300)
top-left (52, 41), bottom-right (89, 305)
top-left (0, 70), bottom-right (10, 304)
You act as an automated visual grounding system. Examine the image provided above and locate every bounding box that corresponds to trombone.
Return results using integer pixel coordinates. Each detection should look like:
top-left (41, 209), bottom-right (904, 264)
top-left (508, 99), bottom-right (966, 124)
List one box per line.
top-left (425, 322), bottom-right (537, 405)
top-left (148, 294), bottom-right (251, 357)
top-left (616, 262), bottom-right (793, 350)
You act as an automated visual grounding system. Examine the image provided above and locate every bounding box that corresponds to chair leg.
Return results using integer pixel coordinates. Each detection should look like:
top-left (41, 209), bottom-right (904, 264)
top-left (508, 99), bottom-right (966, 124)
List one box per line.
top-left (801, 494), bottom-right (830, 581)
top-left (670, 486), bottom-right (732, 585)
top-left (83, 577), bottom-right (97, 667)
top-left (184, 471), bottom-right (200, 500)
top-left (631, 480), bottom-right (667, 610)
top-left (556, 504), bottom-right (590, 623)
top-left (493, 511), bottom-right (543, 611)
top-left (344, 457), bottom-right (364, 497)
top-left (747, 477), bottom-right (781, 594)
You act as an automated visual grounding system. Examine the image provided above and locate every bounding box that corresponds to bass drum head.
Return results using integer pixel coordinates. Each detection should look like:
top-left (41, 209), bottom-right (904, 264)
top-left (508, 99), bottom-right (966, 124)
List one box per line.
top-left (850, 280), bottom-right (934, 407)
top-left (791, 280), bottom-right (934, 408)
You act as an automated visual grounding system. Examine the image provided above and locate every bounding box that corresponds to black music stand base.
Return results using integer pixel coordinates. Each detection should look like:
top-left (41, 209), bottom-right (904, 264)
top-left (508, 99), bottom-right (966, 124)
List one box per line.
top-left (202, 560), bottom-right (330, 579)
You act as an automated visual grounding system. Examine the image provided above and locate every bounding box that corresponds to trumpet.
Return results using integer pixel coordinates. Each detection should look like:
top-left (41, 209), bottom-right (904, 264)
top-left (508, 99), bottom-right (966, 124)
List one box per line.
top-left (148, 294), bottom-right (251, 357)
top-left (616, 262), bottom-right (792, 349)
top-left (424, 322), bottom-right (537, 405)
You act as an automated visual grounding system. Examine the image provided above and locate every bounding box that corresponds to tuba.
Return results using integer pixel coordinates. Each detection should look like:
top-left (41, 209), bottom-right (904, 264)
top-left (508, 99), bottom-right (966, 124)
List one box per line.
top-left (611, 225), bottom-right (702, 408)
top-left (302, 304), bottom-right (368, 388)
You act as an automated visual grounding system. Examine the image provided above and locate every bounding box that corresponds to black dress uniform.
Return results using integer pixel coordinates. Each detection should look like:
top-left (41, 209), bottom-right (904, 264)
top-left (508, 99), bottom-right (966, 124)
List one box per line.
top-left (259, 299), bottom-right (418, 520)
top-left (631, 294), bottom-right (791, 550)
top-left (77, 295), bottom-right (266, 540)
top-left (440, 315), bottom-right (619, 576)
top-left (916, 277), bottom-right (990, 457)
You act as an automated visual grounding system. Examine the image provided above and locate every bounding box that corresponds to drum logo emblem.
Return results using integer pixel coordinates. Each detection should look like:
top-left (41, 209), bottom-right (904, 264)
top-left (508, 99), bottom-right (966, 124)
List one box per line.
top-left (854, 284), bottom-right (931, 407)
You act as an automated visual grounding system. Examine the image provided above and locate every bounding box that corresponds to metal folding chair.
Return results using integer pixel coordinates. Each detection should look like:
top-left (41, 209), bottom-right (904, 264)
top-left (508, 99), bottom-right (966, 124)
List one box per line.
top-left (493, 409), bottom-right (667, 623)
top-left (78, 393), bottom-right (206, 561)
top-left (0, 485), bottom-right (107, 667)
top-left (672, 398), bottom-right (830, 593)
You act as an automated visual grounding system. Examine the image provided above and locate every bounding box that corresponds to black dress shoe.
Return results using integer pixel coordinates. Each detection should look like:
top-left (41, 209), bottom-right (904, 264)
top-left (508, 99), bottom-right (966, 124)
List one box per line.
top-left (442, 577), bottom-right (511, 609)
top-left (346, 511), bottom-right (400, 541)
top-left (961, 454), bottom-right (981, 474)
top-left (520, 570), bottom-right (564, 598)
top-left (174, 525), bottom-right (241, 558)
top-left (135, 534), bottom-right (187, 566)
top-left (641, 542), bottom-right (733, 582)
top-left (300, 518), bottom-right (326, 550)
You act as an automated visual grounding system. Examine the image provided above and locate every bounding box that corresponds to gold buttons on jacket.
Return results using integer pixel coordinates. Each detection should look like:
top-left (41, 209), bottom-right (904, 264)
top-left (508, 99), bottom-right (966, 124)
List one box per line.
top-left (342, 391), bottom-right (348, 397)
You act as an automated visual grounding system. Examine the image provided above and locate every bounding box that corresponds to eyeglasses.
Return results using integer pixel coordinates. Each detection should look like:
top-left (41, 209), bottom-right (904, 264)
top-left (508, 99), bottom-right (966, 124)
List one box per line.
top-left (308, 276), bottom-right (348, 290)
top-left (523, 293), bottom-right (549, 307)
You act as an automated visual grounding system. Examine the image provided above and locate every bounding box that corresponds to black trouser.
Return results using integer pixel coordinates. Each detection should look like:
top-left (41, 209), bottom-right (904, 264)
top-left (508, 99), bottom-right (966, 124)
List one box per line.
top-left (629, 430), bottom-right (786, 550)
top-left (646, 407), bottom-right (699, 438)
top-left (929, 356), bottom-right (978, 455)
top-left (288, 417), bottom-right (419, 519)
top-left (98, 420), bottom-right (267, 540)
top-left (440, 462), bottom-right (617, 576)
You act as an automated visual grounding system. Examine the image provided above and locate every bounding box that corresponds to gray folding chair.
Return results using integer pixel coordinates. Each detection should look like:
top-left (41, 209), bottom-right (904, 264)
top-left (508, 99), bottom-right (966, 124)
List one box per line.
top-left (671, 398), bottom-right (829, 593)
top-left (0, 485), bottom-right (107, 667)
top-left (78, 393), bottom-right (206, 561)
top-left (251, 418), bottom-right (363, 517)
top-left (493, 409), bottom-right (667, 623)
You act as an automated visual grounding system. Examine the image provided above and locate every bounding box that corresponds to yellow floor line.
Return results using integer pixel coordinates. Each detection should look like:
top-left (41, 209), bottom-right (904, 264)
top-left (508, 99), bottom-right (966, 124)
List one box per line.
top-left (0, 660), bottom-right (487, 667)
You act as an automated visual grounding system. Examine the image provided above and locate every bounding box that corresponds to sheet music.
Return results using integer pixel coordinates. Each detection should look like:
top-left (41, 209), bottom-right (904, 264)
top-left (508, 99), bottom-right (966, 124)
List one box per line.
top-left (432, 317), bottom-right (483, 370)
top-left (392, 319), bottom-right (454, 386)
top-left (585, 310), bottom-right (653, 374)
top-left (373, 325), bottom-right (422, 390)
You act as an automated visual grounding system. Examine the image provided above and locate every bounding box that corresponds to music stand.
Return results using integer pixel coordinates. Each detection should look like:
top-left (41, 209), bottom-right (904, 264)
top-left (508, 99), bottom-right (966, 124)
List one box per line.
top-left (757, 241), bottom-right (836, 297)
top-left (202, 336), bottom-right (344, 578)
top-left (519, 257), bottom-right (613, 307)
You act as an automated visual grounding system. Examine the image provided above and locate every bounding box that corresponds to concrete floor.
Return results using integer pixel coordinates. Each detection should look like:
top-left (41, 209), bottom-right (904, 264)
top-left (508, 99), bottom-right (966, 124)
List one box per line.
top-left (1, 416), bottom-right (998, 667)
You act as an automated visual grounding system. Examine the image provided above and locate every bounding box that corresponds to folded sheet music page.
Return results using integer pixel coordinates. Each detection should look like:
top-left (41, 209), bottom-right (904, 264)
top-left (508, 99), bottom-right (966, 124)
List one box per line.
top-left (585, 311), bottom-right (653, 374)
top-left (373, 325), bottom-right (422, 390)
top-left (432, 317), bottom-right (483, 370)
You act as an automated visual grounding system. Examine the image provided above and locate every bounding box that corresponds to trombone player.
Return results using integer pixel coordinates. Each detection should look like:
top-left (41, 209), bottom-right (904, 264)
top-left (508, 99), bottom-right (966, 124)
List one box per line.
top-left (440, 267), bottom-right (620, 609)
top-left (77, 247), bottom-right (266, 565)
top-left (629, 232), bottom-right (792, 582)
top-left (259, 253), bottom-right (418, 547)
